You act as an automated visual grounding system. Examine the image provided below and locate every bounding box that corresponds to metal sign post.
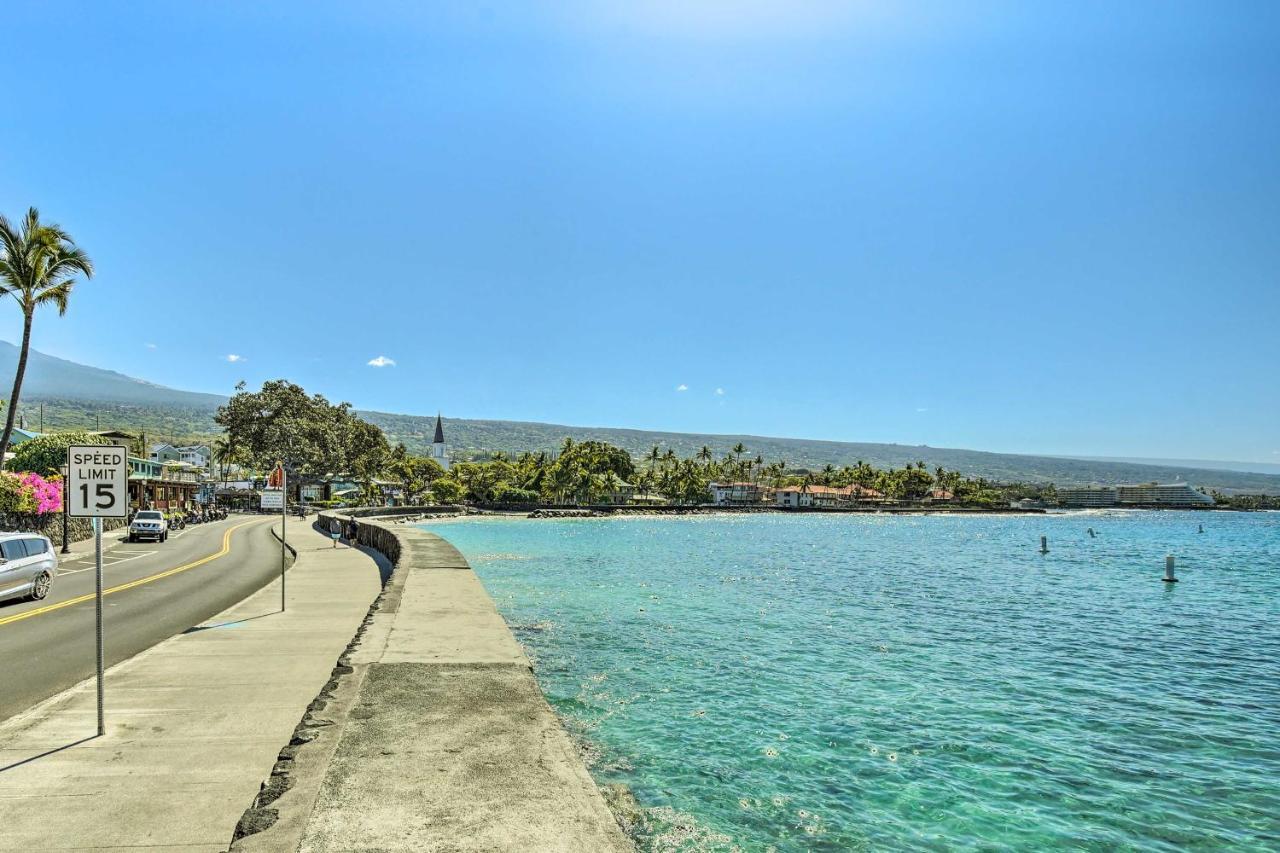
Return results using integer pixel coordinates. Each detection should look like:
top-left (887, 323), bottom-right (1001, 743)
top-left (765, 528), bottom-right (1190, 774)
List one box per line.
top-left (94, 516), bottom-right (103, 736)
top-left (264, 462), bottom-right (287, 612)
top-left (280, 468), bottom-right (287, 612)
top-left (67, 445), bottom-right (129, 738)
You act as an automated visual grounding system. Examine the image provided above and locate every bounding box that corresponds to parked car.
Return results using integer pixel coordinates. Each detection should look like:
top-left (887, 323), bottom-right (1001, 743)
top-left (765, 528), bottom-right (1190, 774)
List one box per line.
top-left (129, 510), bottom-right (169, 543)
top-left (0, 532), bottom-right (58, 604)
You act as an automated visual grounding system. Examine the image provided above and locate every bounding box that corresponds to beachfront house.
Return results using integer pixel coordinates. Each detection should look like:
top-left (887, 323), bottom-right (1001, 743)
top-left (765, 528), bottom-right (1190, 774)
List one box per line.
top-left (775, 484), bottom-right (884, 508)
top-left (708, 482), bottom-right (769, 505)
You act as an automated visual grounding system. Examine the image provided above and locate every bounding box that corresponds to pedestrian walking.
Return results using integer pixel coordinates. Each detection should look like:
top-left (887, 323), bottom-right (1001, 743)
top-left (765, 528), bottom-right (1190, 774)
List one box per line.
top-left (330, 517), bottom-right (342, 548)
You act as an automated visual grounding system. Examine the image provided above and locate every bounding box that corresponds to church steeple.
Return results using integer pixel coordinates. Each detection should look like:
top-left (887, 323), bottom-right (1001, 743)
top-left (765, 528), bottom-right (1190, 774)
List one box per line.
top-left (431, 413), bottom-right (449, 470)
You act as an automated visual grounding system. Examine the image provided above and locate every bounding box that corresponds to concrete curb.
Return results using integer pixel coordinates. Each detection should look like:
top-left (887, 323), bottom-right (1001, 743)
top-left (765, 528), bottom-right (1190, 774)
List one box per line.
top-left (270, 521), bottom-right (300, 559)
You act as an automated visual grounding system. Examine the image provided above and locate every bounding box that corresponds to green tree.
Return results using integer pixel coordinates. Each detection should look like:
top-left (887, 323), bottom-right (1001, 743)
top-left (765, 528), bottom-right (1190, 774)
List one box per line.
top-left (386, 444), bottom-right (444, 503)
top-left (430, 477), bottom-right (465, 504)
top-left (6, 430), bottom-right (108, 476)
top-left (215, 380), bottom-right (387, 479)
top-left (0, 208), bottom-right (95, 456)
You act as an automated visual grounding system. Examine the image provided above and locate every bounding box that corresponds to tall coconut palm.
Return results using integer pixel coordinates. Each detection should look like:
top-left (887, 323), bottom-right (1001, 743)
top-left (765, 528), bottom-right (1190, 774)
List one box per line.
top-left (0, 208), bottom-right (93, 457)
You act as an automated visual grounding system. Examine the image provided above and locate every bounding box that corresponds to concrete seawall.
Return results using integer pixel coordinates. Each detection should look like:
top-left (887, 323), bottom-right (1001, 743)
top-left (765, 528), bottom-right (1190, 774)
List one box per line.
top-left (237, 509), bottom-right (632, 851)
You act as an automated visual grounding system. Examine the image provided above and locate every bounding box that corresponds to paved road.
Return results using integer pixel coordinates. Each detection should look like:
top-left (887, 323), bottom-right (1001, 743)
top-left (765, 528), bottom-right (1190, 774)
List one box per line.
top-left (0, 514), bottom-right (292, 723)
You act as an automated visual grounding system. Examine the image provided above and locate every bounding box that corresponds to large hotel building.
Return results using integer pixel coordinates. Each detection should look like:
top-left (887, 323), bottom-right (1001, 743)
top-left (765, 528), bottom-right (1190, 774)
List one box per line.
top-left (1058, 482), bottom-right (1215, 508)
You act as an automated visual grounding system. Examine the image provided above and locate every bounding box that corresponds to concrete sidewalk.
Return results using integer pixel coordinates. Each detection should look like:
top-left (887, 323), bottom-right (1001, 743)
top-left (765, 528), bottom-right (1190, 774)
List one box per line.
top-left (0, 518), bottom-right (381, 851)
top-left (240, 516), bottom-right (633, 852)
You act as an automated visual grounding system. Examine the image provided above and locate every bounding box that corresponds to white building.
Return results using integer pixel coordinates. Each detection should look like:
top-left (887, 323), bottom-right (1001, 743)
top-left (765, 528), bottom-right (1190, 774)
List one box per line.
top-left (1116, 483), bottom-right (1214, 507)
top-left (775, 484), bottom-right (885, 508)
top-left (1058, 486), bottom-right (1118, 507)
top-left (708, 482), bottom-right (768, 505)
top-left (150, 443), bottom-right (212, 473)
top-left (1060, 483), bottom-right (1214, 508)
top-left (431, 413), bottom-right (450, 471)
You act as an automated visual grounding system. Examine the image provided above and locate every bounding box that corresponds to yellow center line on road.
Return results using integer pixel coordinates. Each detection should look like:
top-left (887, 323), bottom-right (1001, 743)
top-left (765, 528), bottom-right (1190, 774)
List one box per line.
top-left (0, 518), bottom-right (268, 629)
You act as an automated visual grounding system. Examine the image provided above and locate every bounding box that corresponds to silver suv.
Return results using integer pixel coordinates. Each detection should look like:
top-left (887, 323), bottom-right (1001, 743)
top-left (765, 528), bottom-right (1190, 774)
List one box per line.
top-left (0, 532), bottom-right (58, 603)
top-left (129, 510), bottom-right (169, 543)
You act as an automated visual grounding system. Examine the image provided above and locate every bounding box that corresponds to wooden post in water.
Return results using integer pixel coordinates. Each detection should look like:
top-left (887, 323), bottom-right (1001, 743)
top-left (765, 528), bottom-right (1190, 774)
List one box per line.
top-left (1163, 554), bottom-right (1178, 583)
top-left (1039, 535), bottom-right (1049, 554)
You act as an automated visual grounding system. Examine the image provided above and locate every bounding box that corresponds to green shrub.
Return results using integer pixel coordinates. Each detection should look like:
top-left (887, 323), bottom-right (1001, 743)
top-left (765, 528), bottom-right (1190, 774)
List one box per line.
top-left (429, 478), bottom-right (465, 504)
top-left (492, 483), bottom-right (540, 504)
top-left (8, 430), bottom-right (110, 476)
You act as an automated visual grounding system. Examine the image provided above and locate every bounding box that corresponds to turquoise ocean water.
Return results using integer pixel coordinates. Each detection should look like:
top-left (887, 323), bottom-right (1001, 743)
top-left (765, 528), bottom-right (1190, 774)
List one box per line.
top-left (419, 511), bottom-right (1280, 851)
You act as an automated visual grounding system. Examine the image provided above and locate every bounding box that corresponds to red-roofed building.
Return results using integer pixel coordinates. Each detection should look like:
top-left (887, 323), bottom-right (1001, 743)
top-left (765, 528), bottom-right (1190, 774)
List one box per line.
top-left (775, 484), bottom-right (884, 508)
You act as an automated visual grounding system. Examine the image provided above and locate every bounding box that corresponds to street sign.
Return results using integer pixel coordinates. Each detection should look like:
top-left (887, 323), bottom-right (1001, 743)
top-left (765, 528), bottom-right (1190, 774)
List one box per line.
top-left (260, 489), bottom-right (285, 510)
top-left (67, 445), bottom-right (129, 519)
top-left (65, 445), bottom-right (127, 738)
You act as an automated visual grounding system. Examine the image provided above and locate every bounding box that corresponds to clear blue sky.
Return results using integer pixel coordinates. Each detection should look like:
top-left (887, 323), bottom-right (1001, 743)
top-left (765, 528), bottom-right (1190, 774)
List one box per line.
top-left (1, 2), bottom-right (1276, 462)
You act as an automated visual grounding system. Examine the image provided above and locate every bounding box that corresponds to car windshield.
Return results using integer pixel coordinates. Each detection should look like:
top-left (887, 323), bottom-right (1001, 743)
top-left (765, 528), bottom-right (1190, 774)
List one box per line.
top-left (136, 512), bottom-right (163, 520)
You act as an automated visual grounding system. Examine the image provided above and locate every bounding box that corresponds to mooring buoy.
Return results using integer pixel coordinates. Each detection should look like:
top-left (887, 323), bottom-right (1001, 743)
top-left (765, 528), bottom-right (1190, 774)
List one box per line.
top-left (1087, 527), bottom-right (1096, 538)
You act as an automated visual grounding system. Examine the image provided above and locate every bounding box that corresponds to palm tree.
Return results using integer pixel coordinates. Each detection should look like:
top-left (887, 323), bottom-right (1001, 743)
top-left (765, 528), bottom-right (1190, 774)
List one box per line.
top-left (212, 437), bottom-right (236, 486)
top-left (0, 208), bottom-right (94, 456)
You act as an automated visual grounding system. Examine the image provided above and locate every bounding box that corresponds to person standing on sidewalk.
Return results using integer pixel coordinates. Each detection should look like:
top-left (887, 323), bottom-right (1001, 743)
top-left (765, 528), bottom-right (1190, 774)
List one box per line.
top-left (329, 517), bottom-right (342, 548)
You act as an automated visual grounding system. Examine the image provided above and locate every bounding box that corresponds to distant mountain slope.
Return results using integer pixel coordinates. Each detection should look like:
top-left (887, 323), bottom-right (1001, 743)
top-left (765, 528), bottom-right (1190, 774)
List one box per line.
top-left (1055, 455), bottom-right (1280, 477)
top-left (0, 341), bottom-right (226, 407)
top-left (2, 341), bottom-right (1278, 493)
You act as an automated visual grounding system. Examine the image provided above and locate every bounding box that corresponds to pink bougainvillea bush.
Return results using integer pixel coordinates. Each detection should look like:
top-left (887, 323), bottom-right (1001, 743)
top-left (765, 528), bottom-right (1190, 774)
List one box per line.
top-left (0, 472), bottom-right (63, 516)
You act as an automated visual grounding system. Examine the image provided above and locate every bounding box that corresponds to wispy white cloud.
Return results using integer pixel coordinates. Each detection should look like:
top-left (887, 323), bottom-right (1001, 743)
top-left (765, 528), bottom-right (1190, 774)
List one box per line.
top-left (225, 354), bottom-right (245, 363)
top-left (367, 355), bottom-right (397, 368)
top-left (145, 342), bottom-right (157, 350)
top-left (715, 388), bottom-right (725, 396)
top-left (676, 384), bottom-right (689, 392)
top-left (916, 407), bottom-right (928, 412)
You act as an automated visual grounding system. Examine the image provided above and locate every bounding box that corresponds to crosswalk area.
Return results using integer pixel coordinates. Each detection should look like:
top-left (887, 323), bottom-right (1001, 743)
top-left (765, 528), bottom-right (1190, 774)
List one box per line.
top-left (57, 549), bottom-right (157, 575)
top-left (55, 529), bottom-right (191, 576)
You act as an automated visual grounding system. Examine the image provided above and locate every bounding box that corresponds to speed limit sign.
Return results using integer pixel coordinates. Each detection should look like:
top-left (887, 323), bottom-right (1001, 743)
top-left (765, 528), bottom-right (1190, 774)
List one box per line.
top-left (67, 445), bottom-right (129, 518)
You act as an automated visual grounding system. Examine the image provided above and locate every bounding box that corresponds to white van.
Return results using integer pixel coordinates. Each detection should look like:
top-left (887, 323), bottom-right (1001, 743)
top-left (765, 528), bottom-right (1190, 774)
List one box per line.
top-left (0, 532), bottom-right (59, 604)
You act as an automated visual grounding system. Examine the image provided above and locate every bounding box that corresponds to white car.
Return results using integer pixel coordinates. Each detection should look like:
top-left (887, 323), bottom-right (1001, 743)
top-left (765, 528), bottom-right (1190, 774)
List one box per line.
top-left (129, 510), bottom-right (169, 543)
top-left (0, 532), bottom-right (58, 603)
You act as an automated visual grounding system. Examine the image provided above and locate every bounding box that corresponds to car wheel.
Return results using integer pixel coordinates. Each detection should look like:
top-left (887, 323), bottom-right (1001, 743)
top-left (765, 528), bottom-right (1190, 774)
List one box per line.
top-left (30, 572), bottom-right (51, 601)
top-left (128, 533), bottom-right (135, 542)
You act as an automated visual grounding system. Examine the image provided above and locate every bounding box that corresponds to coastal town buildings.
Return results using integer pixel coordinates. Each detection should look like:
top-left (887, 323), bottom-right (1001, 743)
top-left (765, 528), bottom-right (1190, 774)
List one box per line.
top-left (1059, 483), bottom-right (1214, 508)
top-left (1057, 486), bottom-right (1118, 507)
top-left (150, 443), bottom-right (212, 473)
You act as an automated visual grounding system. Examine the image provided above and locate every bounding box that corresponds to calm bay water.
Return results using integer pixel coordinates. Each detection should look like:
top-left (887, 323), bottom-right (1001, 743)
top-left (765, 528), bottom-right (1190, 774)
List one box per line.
top-left (419, 511), bottom-right (1280, 851)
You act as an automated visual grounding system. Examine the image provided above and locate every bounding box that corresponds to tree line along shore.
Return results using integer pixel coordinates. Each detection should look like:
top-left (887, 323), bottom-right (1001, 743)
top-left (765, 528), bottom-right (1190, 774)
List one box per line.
top-left (210, 381), bottom-right (1274, 512)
